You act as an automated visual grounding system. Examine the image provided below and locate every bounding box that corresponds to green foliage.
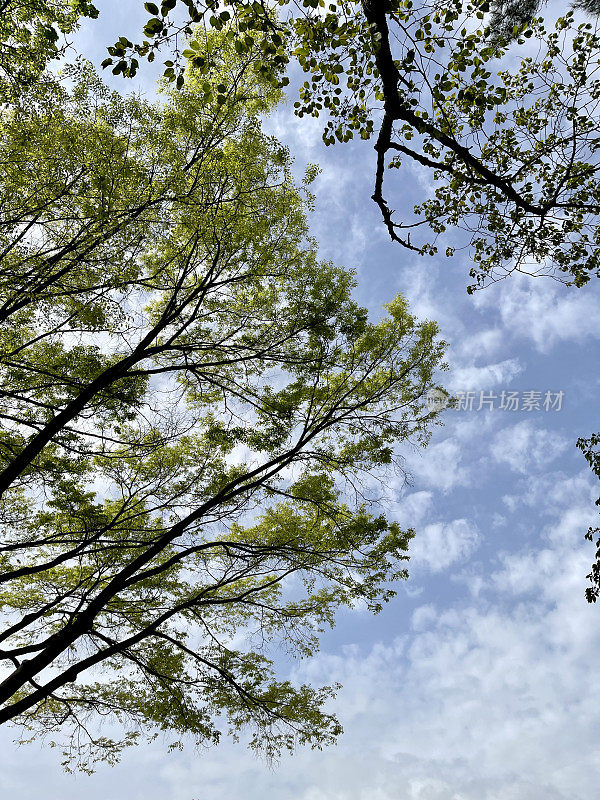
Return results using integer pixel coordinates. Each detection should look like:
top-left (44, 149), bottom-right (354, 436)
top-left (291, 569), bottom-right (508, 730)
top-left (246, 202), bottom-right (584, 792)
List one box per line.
top-left (288, 2), bottom-right (600, 289)
top-left (0, 34), bottom-right (445, 770)
top-left (487, 0), bottom-right (546, 43)
top-left (405, 12), bottom-right (600, 290)
top-left (577, 0), bottom-right (600, 13)
top-left (6, 0), bottom-right (600, 289)
top-left (95, 0), bottom-right (600, 605)
top-left (577, 433), bottom-right (600, 602)
top-left (83, 0), bottom-right (600, 290)
top-left (0, 0), bottom-right (98, 103)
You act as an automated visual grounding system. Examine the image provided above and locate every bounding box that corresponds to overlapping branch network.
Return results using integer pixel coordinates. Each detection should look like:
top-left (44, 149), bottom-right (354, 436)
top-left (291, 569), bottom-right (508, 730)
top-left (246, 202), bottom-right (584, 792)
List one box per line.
top-left (0, 37), bottom-right (444, 770)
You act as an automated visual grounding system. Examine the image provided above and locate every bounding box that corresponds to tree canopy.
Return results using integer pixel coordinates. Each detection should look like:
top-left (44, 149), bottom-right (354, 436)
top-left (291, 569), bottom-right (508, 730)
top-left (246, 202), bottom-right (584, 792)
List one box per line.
top-left (0, 0), bottom-right (98, 102)
top-left (94, 0), bottom-right (600, 598)
top-left (83, 0), bottom-right (600, 291)
top-left (6, 1), bottom-right (600, 289)
top-left (1, 0), bottom-right (599, 772)
top-left (0, 34), bottom-right (445, 770)
top-left (99, 0), bottom-right (600, 589)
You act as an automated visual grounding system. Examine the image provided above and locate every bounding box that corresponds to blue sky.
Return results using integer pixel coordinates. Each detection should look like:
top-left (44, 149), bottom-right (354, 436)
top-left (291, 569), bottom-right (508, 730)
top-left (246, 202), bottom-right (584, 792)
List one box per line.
top-left (2, 3), bottom-right (600, 798)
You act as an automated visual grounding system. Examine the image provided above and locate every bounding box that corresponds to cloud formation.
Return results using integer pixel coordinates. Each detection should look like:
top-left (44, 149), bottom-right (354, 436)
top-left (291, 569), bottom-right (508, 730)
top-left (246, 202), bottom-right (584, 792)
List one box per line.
top-left (491, 421), bottom-right (569, 474)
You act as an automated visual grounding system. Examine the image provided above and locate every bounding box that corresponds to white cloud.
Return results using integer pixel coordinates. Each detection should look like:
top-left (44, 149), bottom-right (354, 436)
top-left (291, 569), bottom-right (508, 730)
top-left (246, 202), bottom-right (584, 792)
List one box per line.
top-left (408, 438), bottom-right (470, 492)
top-left (391, 490), bottom-right (434, 527)
top-left (500, 469), bottom-right (596, 517)
top-left (473, 275), bottom-right (600, 354)
top-left (265, 99), bottom-right (325, 156)
top-left (491, 420), bottom-right (569, 474)
top-left (280, 510), bottom-right (600, 799)
top-left (400, 267), bottom-right (464, 337)
top-left (412, 604), bottom-right (438, 631)
top-left (447, 358), bottom-right (523, 393)
top-left (409, 519), bottom-right (480, 572)
top-left (456, 328), bottom-right (504, 361)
